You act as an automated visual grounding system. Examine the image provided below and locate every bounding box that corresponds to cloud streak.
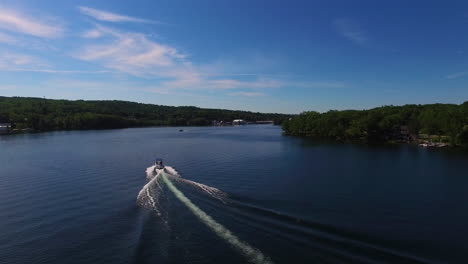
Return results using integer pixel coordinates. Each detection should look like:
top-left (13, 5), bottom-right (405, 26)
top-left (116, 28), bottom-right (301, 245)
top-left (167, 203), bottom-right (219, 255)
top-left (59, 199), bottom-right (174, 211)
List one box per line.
top-left (5, 69), bottom-right (111, 74)
top-left (0, 52), bottom-right (48, 69)
top-left (69, 7), bottom-right (349, 99)
top-left (0, 50), bottom-right (109, 74)
top-left (76, 25), bottom-right (186, 77)
top-left (82, 29), bottom-right (103, 38)
top-left (0, 32), bottom-right (17, 44)
top-left (75, 24), bottom-right (345, 96)
top-left (159, 76), bottom-right (282, 91)
top-left (76, 25), bottom-right (279, 92)
top-left (229, 92), bottom-right (265, 97)
top-left (446, 70), bottom-right (468, 79)
top-left (0, 8), bottom-right (63, 38)
top-left (333, 19), bottom-right (368, 46)
top-left (78, 6), bottom-right (159, 24)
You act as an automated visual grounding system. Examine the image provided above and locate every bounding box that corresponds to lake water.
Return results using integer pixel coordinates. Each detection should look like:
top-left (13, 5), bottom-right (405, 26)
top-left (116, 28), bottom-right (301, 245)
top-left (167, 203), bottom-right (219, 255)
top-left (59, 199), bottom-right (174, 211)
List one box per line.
top-left (1, 125), bottom-right (467, 264)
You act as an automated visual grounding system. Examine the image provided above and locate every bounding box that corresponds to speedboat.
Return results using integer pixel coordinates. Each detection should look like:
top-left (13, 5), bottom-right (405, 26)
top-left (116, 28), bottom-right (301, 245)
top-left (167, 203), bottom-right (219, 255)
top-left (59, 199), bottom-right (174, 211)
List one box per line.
top-left (153, 159), bottom-right (165, 174)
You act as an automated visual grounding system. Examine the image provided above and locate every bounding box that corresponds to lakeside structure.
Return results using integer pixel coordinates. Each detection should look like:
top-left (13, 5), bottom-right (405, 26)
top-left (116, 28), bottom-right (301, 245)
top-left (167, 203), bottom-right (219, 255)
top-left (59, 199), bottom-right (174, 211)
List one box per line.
top-left (213, 120), bottom-right (274, 126)
top-left (233, 119), bottom-right (246, 125)
top-left (0, 123), bottom-right (11, 134)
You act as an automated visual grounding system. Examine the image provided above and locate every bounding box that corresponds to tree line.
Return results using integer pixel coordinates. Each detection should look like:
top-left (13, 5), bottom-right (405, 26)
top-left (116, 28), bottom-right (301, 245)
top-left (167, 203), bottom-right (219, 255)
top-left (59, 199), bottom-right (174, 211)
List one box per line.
top-left (282, 102), bottom-right (468, 148)
top-left (0, 96), bottom-right (290, 131)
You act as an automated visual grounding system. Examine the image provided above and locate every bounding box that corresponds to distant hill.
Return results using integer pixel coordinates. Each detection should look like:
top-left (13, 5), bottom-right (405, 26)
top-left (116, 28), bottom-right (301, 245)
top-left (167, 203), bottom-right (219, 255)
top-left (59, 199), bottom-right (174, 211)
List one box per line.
top-left (0, 96), bottom-right (291, 131)
top-left (282, 102), bottom-right (468, 148)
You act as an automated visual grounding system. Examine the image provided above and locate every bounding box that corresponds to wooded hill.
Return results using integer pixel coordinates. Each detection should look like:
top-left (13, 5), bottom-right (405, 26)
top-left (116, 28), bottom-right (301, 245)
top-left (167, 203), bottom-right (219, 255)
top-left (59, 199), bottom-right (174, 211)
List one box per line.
top-left (0, 96), bottom-right (290, 131)
top-left (282, 102), bottom-right (468, 147)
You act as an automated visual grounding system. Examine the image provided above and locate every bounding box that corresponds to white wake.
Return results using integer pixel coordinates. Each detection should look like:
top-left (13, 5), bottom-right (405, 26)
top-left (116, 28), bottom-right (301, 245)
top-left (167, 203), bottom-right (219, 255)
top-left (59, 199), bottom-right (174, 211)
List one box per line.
top-left (137, 164), bottom-right (273, 264)
top-left (136, 166), bottom-right (163, 215)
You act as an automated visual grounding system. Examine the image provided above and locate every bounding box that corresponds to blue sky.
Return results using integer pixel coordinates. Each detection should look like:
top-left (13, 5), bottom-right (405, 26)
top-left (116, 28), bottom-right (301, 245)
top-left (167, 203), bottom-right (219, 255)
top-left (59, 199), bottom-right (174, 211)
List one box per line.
top-left (0, 0), bottom-right (467, 113)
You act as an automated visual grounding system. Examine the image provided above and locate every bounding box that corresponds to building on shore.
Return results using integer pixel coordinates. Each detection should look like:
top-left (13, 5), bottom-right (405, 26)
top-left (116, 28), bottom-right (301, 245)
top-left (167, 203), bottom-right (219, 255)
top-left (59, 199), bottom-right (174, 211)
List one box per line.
top-left (388, 125), bottom-right (413, 142)
top-left (214, 119), bottom-right (273, 126)
top-left (232, 119), bottom-right (246, 125)
top-left (0, 123), bottom-right (12, 134)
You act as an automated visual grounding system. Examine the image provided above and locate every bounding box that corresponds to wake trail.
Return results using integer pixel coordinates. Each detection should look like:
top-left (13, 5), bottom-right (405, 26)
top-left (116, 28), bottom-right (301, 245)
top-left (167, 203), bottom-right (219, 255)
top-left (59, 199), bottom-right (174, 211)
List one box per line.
top-left (136, 165), bottom-right (273, 264)
top-left (172, 176), bottom-right (228, 203)
top-left (159, 171), bottom-right (273, 264)
top-left (137, 165), bottom-right (431, 264)
top-left (137, 166), bottom-right (163, 216)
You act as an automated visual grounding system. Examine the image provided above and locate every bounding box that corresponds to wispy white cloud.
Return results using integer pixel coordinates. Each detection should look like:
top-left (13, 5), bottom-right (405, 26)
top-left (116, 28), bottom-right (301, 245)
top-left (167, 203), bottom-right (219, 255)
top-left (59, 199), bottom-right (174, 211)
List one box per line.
top-left (0, 8), bottom-right (63, 38)
top-left (0, 32), bottom-right (17, 44)
top-left (0, 31), bottom-right (59, 51)
top-left (5, 69), bottom-right (111, 74)
top-left (82, 29), bottom-right (103, 38)
top-left (78, 6), bottom-right (159, 24)
top-left (46, 79), bottom-right (115, 91)
top-left (229, 92), bottom-right (265, 97)
top-left (296, 81), bottom-right (346, 88)
top-left (333, 19), bottom-right (368, 46)
top-left (0, 50), bottom-right (110, 74)
top-left (75, 24), bottom-right (345, 96)
top-left (76, 25), bottom-right (185, 77)
top-left (446, 70), bottom-right (468, 79)
top-left (45, 79), bottom-right (175, 96)
top-left (159, 76), bottom-right (282, 91)
top-left (0, 52), bottom-right (48, 69)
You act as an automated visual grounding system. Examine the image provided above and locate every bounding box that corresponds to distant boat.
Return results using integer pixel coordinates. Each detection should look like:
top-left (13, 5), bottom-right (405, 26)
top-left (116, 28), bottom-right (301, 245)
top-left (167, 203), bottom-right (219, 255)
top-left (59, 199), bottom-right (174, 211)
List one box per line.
top-left (179, 129), bottom-right (184, 132)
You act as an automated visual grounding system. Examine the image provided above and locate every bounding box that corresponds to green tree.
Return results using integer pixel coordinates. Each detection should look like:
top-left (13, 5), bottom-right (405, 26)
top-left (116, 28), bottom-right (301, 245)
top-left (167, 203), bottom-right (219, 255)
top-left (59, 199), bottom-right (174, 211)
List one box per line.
top-left (458, 125), bottom-right (468, 148)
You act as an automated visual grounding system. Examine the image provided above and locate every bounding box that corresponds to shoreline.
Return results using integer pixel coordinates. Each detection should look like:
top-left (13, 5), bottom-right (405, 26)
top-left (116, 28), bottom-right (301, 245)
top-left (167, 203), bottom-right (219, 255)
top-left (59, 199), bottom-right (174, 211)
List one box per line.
top-left (283, 133), bottom-right (466, 150)
top-left (0, 123), bottom-right (278, 136)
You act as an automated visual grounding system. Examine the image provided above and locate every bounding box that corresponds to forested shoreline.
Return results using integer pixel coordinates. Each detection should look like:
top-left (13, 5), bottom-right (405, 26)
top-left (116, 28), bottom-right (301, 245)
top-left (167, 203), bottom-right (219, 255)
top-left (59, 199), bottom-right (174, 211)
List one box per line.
top-left (282, 103), bottom-right (468, 148)
top-left (0, 96), bottom-right (290, 132)
top-left (3, 96), bottom-right (468, 148)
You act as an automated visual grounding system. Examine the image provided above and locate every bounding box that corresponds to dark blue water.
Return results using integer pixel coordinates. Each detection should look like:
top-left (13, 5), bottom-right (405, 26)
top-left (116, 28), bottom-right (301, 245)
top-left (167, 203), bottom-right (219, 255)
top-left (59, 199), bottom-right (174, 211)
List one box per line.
top-left (1, 125), bottom-right (467, 264)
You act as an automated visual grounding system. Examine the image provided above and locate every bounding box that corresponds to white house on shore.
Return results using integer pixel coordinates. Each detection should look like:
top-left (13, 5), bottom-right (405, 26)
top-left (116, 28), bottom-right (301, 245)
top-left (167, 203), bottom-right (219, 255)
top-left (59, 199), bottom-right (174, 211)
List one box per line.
top-left (0, 123), bottom-right (11, 134)
top-left (233, 119), bottom-right (246, 125)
